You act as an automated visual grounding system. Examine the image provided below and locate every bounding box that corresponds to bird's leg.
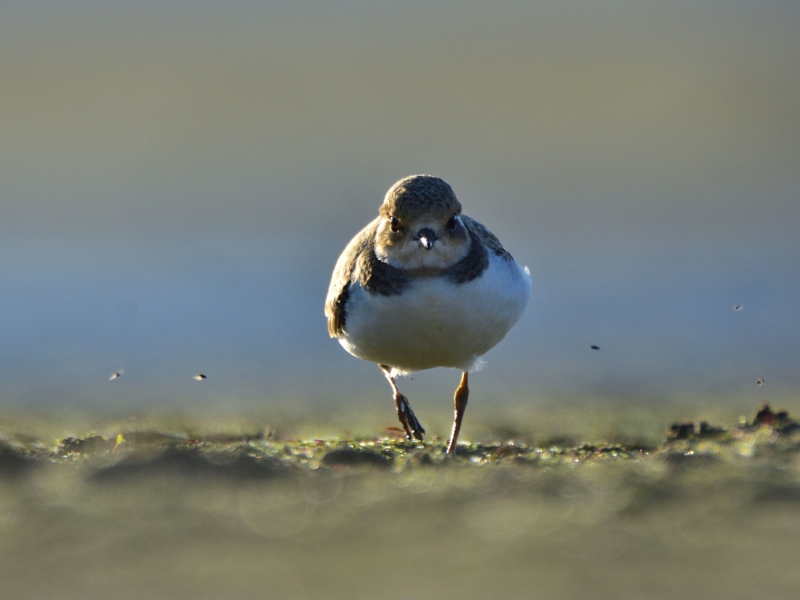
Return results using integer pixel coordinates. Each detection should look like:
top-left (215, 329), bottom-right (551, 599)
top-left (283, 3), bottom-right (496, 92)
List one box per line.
top-left (446, 371), bottom-right (469, 456)
top-left (379, 365), bottom-right (425, 441)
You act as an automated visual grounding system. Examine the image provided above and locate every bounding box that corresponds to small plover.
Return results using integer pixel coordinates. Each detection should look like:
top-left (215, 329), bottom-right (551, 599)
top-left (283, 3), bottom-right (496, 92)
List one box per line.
top-left (325, 175), bottom-right (531, 454)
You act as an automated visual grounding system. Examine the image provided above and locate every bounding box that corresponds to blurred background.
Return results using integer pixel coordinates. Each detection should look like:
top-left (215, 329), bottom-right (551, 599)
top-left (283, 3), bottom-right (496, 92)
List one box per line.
top-left (1, 0), bottom-right (799, 419)
top-left (2, 4), bottom-right (800, 598)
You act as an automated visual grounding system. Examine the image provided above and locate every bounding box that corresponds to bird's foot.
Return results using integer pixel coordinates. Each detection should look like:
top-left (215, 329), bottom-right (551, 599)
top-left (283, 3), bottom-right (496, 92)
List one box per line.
top-left (395, 393), bottom-right (425, 442)
top-left (445, 371), bottom-right (470, 456)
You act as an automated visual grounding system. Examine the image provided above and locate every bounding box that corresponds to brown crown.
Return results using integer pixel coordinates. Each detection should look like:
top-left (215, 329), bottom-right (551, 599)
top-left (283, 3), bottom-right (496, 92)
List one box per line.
top-left (379, 175), bottom-right (462, 222)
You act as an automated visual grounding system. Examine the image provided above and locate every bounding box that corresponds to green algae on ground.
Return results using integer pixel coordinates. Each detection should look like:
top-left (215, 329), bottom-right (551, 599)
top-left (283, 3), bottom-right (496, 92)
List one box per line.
top-left (1, 404), bottom-right (800, 600)
top-left (0, 403), bottom-right (797, 473)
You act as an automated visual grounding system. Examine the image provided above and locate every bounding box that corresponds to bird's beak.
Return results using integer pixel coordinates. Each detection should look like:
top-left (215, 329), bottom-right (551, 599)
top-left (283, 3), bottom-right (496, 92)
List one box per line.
top-left (417, 228), bottom-right (437, 250)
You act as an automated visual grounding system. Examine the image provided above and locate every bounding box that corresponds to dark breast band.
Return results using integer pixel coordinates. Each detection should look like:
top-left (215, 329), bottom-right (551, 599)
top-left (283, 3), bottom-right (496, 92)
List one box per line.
top-left (325, 216), bottom-right (512, 337)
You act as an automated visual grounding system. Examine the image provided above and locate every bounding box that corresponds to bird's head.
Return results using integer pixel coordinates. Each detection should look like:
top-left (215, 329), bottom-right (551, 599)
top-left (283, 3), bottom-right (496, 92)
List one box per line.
top-left (374, 175), bottom-right (471, 271)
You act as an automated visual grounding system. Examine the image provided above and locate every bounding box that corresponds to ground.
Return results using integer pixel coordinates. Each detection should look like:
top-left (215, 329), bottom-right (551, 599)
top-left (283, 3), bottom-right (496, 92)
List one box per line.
top-left (0, 403), bottom-right (799, 599)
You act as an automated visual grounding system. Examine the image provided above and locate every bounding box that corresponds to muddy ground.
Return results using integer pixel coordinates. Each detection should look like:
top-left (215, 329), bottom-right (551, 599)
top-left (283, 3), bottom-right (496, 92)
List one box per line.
top-left (0, 404), bottom-right (798, 599)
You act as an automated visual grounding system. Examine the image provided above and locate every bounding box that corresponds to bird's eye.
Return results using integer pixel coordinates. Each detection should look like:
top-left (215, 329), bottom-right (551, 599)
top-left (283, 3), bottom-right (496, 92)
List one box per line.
top-left (389, 216), bottom-right (400, 233)
top-left (446, 214), bottom-right (458, 232)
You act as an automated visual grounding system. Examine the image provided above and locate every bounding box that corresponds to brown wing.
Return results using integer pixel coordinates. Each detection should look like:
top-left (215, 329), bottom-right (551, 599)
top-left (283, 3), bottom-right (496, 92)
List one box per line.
top-left (460, 215), bottom-right (513, 261)
top-left (324, 218), bottom-right (379, 338)
top-left (325, 217), bottom-right (412, 338)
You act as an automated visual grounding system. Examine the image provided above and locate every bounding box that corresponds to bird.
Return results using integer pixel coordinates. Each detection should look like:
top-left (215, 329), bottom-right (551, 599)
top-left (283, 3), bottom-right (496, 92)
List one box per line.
top-left (757, 378), bottom-right (764, 386)
top-left (590, 345), bottom-right (600, 351)
top-left (733, 305), bottom-right (743, 311)
top-left (109, 370), bottom-right (123, 381)
top-left (325, 175), bottom-right (531, 455)
top-left (193, 373), bottom-right (207, 381)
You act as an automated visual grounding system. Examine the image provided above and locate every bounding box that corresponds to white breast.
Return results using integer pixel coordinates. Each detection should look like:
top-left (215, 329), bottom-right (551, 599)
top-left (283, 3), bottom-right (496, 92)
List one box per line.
top-left (339, 254), bottom-right (531, 374)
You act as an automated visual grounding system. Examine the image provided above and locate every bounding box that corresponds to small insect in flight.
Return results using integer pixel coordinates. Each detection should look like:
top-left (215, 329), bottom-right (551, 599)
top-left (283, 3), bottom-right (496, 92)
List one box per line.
top-left (757, 378), bottom-right (764, 386)
top-left (109, 370), bottom-right (123, 381)
top-left (590, 345), bottom-right (600, 351)
top-left (193, 374), bottom-right (207, 381)
top-left (733, 305), bottom-right (742, 311)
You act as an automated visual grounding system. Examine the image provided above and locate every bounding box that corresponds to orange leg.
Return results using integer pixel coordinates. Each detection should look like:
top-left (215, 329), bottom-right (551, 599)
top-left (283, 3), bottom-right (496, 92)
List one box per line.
top-left (380, 365), bottom-right (425, 441)
top-left (446, 371), bottom-right (469, 455)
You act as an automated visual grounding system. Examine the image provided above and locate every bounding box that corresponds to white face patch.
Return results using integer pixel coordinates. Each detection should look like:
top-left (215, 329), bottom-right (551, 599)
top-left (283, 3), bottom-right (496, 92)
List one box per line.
top-left (375, 219), bottom-right (470, 270)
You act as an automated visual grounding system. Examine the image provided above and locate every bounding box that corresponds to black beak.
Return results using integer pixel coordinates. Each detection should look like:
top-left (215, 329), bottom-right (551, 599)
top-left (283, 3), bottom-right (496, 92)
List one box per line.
top-left (417, 228), bottom-right (437, 250)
